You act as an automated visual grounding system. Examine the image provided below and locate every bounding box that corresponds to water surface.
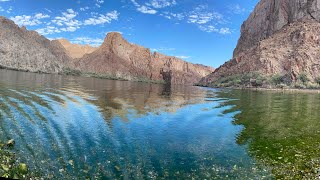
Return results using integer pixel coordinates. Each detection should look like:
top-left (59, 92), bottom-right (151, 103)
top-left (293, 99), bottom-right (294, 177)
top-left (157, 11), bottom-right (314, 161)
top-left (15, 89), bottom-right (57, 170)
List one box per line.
top-left (1, 69), bottom-right (319, 179)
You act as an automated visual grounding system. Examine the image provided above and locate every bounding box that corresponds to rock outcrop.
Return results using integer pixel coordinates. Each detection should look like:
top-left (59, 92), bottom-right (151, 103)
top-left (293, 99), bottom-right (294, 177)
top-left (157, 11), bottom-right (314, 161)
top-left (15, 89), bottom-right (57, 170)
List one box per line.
top-left (55, 39), bottom-right (98, 59)
top-left (76, 32), bottom-right (214, 85)
top-left (201, 0), bottom-right (320, 85)
top-left (0, 16), bottom-right (71, 73)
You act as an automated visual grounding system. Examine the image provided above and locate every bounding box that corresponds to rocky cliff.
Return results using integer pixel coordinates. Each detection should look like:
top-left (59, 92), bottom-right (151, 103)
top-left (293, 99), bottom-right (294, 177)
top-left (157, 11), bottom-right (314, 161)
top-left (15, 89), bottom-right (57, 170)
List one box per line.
top-left (76, 32), bottom-right (214, 85)
top-left (55, 39), bottom-right (98, 59)
top-left (0, 16), bottom-right (213, 85)
top-left (201, 0), bottom-right (320, 86)
top-left (0, 16), bottom-right (71, 73)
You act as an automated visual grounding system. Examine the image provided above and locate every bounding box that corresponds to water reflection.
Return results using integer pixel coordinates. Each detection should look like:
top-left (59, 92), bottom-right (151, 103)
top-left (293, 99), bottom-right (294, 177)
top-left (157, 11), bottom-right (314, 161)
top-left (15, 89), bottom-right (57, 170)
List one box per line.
top-left (218, 90), bottom-right (320, 179)
top-left (0, 70), bottom-right (271, 179)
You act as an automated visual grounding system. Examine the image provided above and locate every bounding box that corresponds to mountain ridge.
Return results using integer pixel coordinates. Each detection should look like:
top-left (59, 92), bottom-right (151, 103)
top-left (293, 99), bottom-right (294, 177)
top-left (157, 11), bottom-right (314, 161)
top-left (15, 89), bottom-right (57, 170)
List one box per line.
top-left (0, 16), bottom-right (214, 85)
top-left (74, 32), bottom-right (215, 85)
top-left (201, 0), bottom-right (320, 88)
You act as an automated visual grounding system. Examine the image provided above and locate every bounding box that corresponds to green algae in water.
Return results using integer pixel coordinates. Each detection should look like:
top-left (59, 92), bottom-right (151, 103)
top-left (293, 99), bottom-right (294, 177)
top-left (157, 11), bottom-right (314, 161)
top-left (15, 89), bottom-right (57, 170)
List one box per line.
top-left (218, 90), bottom-right (320, 179)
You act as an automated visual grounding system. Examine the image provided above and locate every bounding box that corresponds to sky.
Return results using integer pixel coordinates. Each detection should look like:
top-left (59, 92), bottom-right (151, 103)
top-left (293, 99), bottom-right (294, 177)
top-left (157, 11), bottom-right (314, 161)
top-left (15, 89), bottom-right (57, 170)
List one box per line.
top-left (0, 0), bottom-right (259, 68)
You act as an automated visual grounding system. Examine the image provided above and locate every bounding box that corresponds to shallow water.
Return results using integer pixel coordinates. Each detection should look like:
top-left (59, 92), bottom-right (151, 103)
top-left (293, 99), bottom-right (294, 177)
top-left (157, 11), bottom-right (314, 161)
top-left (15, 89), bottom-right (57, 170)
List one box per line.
top-left (0, 69), bottom-right (319, 179)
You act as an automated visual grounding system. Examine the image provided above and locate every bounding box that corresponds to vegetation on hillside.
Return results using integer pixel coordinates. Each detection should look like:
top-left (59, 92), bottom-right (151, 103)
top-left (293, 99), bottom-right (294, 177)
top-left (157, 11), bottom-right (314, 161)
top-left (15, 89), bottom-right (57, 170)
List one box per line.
top-left (202, 72), bottom-right (320, 90)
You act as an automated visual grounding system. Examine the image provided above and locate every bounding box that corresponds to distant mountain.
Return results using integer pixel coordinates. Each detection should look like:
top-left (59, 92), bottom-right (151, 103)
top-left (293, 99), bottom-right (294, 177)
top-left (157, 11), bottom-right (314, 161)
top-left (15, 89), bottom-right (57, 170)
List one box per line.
top-left (0, 16), bottom-right (71, 73)
top-left (201, 0), bottom-right (320, 87)
top-left (0, 16), bottom-right (214, 85)
top-left (55, 39), bottom-right (98, 59)
top-left (75, 32), bottom-right (214, 85)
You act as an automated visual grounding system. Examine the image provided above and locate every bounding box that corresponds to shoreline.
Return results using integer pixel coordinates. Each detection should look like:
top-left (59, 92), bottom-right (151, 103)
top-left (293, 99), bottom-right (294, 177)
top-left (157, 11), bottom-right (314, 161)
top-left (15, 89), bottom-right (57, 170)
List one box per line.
top-left (2, 67), bottom-right (320, 93)
top-left (197, 85), bottom-right (320, 93)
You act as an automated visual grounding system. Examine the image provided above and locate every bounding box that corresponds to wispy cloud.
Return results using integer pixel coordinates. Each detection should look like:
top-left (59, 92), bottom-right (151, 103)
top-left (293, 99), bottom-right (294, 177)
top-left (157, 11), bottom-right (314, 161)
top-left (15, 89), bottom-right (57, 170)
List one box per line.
top-left (146, 0), bottom-right (176, 9)
top-left (51, 9), bottom-right (80, 32)
top-left (34, 9), bottom-right (119, 35)
top-left (176, 55), bottom-right (191, 59)
top-left (187, 5), bottom-right (224, 25)
top-left (36, 26), bottom-right (62, 35)
top-left (95, 0), bottom-right (104, 8)
top-left (10, 13), bottom-right (50, 26)
top-left (199, 25), bottom-right (231, 34)
top-left (131, 0), bottom-right (157, 14)
top-left (151, 47), bottom-right (175, 52)
top-left (80, 6), bottom-right (89, 11)
top-left (83, 11), bottom-right (119, 25)
top-left (130, 0), bottom-right (176, 14)
top-left (228, 4), bottom-right (246, 15)
top-left (71, 37), bottom-right (104, 47)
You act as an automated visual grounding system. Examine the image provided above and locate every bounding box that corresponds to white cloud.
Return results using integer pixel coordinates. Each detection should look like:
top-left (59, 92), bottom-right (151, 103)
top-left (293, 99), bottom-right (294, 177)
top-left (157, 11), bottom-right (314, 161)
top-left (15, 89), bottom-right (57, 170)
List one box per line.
top-left (36, 26), bottom-right (61, 35)
top-left (188, 5), bottom-right (224, 25)
top-left (6, 6), bottom-right (12, 13)
top-left (34, 13), bottom-right (50, 19)
top-left (199, 25), bottom-right (231, 34)
top-left (146, 0), bottom-right (176, 9)
top-left (137, 6), bottom-right (157, 14)
top-left (51, 9), bottom-right (81, 32)
top-left (80, 6), bottom-right (89, 11)
top-left (130, 0), bottom-right (157, 14)
top-left (0, 0), bottom-right (10, 2)
top-left (176, 55), bottom-right (191, 59)
top-left (83, 11), bottom-right (119, 25)
top-left (71, 37), bottom-right (104, 47)
top-left (95, 0), bottom-right (104, 8)
top-left (161, 12), bottom-right (184, 20)
top-left (34, 9), bottom-right (119, 35)
top-left (151, 47), bottom-right (175, 52)
top-left (10, 13), bottom-right (50, 26)
top-left (219, 27), bottom-right (231, 34)
top-left (0, 6), bottom-right (3, 11)
top-left (228, 4), bottom-right (246, 14)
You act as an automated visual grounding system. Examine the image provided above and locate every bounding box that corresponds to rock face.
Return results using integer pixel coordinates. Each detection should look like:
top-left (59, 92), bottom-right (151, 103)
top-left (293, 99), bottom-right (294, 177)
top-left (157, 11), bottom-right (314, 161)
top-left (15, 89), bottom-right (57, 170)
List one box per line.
top-left (55, 39), bottom-right (98, 59)
top-left (0, 16), bottom-right (71, 73)
top-left (201, 0), bottom-right (320, 85)
top-left (76, 32), bottom-right (214, 85)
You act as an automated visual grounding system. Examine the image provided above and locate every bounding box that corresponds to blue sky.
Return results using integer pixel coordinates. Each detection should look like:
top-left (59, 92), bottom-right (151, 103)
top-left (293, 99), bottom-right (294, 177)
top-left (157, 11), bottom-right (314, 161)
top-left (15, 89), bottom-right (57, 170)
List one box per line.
top-left (0, 0), bottom-right (259, 68)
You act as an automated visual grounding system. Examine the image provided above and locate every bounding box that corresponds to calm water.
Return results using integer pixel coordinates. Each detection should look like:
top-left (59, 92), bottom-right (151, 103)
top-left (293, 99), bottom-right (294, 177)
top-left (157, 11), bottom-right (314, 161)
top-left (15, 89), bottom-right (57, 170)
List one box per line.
top-left (0, 69), bottom-right (320, 179)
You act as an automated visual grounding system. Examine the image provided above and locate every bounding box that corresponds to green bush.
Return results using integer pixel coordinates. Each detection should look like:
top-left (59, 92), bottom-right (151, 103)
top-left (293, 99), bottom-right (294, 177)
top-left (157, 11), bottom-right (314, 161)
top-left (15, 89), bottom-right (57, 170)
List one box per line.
top-left (294, 83), bottom-right (306, 89)
top-left (298, 73), bottom-right (309, 84)
top-left (315, 77), bottom-right (320, 85)
top-left (276, 83), bottom-right (288, 89)
top-left (306, 83), bottom-right (320, 89)
top-left (270, 74), bottom-right (283, 85)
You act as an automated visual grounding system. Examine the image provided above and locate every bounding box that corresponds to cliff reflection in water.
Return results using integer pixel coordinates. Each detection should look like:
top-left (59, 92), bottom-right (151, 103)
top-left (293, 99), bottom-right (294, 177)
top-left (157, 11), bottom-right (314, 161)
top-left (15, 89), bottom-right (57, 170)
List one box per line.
top-left (217, 90), bottom-right (320, 179)
top-left (0, 69), bottom-right (211, 123)
top-left (1, 69), bottom-right (271, 179)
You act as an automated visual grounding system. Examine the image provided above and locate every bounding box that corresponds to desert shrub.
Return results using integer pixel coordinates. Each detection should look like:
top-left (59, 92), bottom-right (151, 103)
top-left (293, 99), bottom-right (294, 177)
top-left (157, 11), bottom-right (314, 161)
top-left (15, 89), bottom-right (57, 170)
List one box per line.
top-left (294, 83), bottom-right (306, 89)
top-left (298, 73), bottom-right (309, 84)
top-left (62, 68), bottom-right (82, 76)
top-left (315, 77), bottom-right (320, 85)
top-left (270, 74), bottom-right (283, 85)
top-left (276, 83), bottom-right (288, 89)
top-left (306, 83), bottom-right (320, 89)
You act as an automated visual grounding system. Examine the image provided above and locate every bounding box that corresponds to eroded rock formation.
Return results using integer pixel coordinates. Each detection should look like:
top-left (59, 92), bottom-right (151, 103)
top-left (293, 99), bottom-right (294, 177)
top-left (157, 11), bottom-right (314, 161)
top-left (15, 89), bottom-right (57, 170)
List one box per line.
top-left (201, 0), bottom-right (320, 85)
top-left (76, 32), bottom-right (214, 85)
top-left (0, 16), bottom-right (71, 73)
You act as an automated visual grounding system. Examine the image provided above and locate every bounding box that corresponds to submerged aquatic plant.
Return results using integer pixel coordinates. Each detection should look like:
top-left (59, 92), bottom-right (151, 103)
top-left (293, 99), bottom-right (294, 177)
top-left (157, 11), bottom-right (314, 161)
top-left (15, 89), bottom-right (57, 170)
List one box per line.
top-left (0, 139), bottom-right (38, 179)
